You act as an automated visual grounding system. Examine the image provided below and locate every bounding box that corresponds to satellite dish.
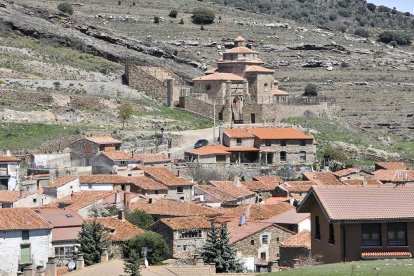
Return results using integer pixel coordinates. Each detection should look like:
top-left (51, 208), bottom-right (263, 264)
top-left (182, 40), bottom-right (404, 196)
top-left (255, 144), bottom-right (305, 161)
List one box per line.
top-left (68, 260), bottom-right (76, 270)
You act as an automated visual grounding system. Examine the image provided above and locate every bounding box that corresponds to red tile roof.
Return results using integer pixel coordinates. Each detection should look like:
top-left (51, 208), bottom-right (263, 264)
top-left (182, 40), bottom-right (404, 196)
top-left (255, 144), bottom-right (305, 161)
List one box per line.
top-left (133, 154), bottom-right (171, 164)
top-left (158, 216), bottom-right (212, 231)
top-left (303, 172), bottom-right (343, 186)
top-left (224, 127), bottom-right (313, 140)
top-left (0, 155), bottom-right (20, 162)
top-left (234, 36), bottom-right (246, 42)
top-left (281, 181), bottom-right (314, 193)
top-left (264, 197), bottom-right (290, 204)
top-left (224, 46), bottom-right (258, 54)
top-left (47, 191), bottom-right (115, 211)
top-left (0, 208), bottom-right (51, 231)
top-left (53, 227), bottom-right (82, 242)
top-left (361, 251), bottom-right (412, 258)
top-left (194, 185), bottom-right (237, 203)
top-left (34, 208), bottom-right (84, 227)
top-left (44, 175), bottom-right (78, 188)
top-left (247, 176), bottom-right (283, 191)
top-left (191, 144), bottom-right (231, 156)
top-left (245, 65), bottom-right (274, 73)
top-left (264, 209), bottom-right (310, 224)
top-left (341, 179), bottom-right (383, 186)
top-left (375, 162), bottom-right (408, 170)
top-left (219, 202), bottom-right (294, 221)
top-left (225, 147), bottom-right (259, 152)
top-left (193, 72), bottom-right (246, 82)
top-left (141, 167), bottom-right (192, 186)
top-left (79, 174), bottom-right (131, 184)
top-left (101, 151), bottom-right (135, 161)
top-left (88, 217), bottom-right (144, 242)
top-left (101, 151), bottom-right (170, 163)
top-left (298, 185), bottom-right (414, 221)
top-left (130, 199), bottom-right (220, 217)
top-left (281, 230), bottom-right (311, 249)
top-left (130, 176), bottom-right (168, 191)
top-left (373, 170), bottom-right (414, 182)
top-left (223, 128), bottom-right (255, 138)
top-left (209, 181), bottom-right (255, 199)
top-left (0, 190), bottom-right (21, 203)
top-left (333, 168), bottom-right (361, 178)
top-left (229, 221), bottom-right (274, 243)
top-left (84, 136), bottom-right (122, 144)
top-left (272, 89), bottom-right (289, 96)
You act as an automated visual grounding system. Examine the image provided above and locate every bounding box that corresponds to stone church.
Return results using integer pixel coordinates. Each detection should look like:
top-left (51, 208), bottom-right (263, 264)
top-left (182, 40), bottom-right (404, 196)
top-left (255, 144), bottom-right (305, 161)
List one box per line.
top-left (179, 36), bottom-right (327, 124)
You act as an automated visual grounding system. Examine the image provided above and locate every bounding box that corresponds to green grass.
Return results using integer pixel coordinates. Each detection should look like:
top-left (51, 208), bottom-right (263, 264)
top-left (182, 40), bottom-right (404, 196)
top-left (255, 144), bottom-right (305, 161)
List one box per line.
top-left (265, 259), bottom-right (414, 276)
top-left (0, 123), bottom-right (81, 150)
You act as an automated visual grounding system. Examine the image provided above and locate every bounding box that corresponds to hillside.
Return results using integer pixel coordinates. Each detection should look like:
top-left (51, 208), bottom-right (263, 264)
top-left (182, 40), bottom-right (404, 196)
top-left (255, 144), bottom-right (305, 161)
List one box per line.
top-left (0, 0), bottom-right (413, 157)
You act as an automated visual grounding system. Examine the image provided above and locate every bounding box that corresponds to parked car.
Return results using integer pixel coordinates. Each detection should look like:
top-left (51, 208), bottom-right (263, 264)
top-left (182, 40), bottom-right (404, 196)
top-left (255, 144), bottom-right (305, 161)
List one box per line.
top-left (194, 139), bottom-right (208, 149)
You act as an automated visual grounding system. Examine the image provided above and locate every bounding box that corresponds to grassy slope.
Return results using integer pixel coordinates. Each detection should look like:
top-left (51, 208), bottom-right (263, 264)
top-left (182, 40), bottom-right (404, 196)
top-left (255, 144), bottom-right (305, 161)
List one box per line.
top-left (265, 259), bottom-right (414, 276)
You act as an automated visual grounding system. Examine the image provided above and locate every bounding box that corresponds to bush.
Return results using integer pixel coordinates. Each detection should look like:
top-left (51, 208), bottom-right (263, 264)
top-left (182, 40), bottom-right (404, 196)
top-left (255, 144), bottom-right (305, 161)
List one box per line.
top-left (378, 5), bottom-right (391, 13)
top-left (366, 3), bottom-right (376, 12)
top-left (303, 83), bottom-right (318, 97)
top-left (338, 9), bottom-right (351, 18)
top-left (378, 31), bottom-right (412, 45)
top-left (57, 2), bottom-right (74, 15)
top-left (125, 210), bottom-right (154, 230)
top-left (191, 8), bottom-right (215, 24)
top-left (354, 28), bottom-right (369, 38)
top-left (329, 14), bottom-right (338, 21)
top-left (153, 16), bottom-right (160, 24)
top-left (169, 9), bottom-right (178, 18)
top-left (123, 232), bottom-right (169, 264)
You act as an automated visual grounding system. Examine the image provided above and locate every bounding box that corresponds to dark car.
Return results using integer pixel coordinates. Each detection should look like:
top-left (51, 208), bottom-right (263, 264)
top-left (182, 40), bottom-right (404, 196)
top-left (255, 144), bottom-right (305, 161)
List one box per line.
top-left (194, 139), bottom-right (208, 149)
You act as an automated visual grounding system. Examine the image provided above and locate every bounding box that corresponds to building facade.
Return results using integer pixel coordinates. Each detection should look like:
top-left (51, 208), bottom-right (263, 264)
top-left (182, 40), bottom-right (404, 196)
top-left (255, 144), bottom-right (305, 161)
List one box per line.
top-left (0, 155), bottom-right (20, 191)
top-left (70, 136), bottom-right (122, 166)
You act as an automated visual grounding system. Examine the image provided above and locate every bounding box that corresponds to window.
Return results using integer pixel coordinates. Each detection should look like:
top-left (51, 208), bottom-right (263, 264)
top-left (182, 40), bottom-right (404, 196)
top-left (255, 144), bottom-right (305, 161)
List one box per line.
top-left (300, 151), bottom-right (306, 163)
top-left (32, 198), bottom-right (37, 203)
top-left (361, 223), bottom-right (381, 246)
top-left (265, 141), bottom-right (271, 146)
top-left (387, 223), bottom-right (407, 246)
top-left (262, 234), bottom-right (269, 244)
top-left (206, 84), bottom-right (211, 91)
top-left (260, 252), bottom-right (266, 260)
top-left (276, 237), bottom-right (279, 242)
top-left (216, 155), bottom-right (226, 163)
top-left (183, 245), bottom-right (187, 251)
top-left (177, 186), bottom-right (184, 193)
top-left (88, 184), bottom-right (92, 190)
top-left (218, 112), bottom-right (223, 121)
top-left (328, 223), bottom-right (335, 244)
top-left (20, 244), bottom-right (31, 264)
top-left (280, 140), bottom-right (286, 147)
top-left (120, 161), bottom-right (127, 165)
top-left (250, 239), bottom-right (255, 245)
top-left (54, 246), bottom-right (75, 260)
top-left (179, 229), bottom-right (202, 239)
top-left (280, 151), bottom-right (287, 162)
top-left (155, 190), bottom-right (159, 195)
top-left (236, 138), bottom-right (242, 145)
top-left (315, 216), bottom-right (320, 239)
top-left (22, 230), bottom-right (29, 240)
top-left (301, 140), bottom-right (307, 146)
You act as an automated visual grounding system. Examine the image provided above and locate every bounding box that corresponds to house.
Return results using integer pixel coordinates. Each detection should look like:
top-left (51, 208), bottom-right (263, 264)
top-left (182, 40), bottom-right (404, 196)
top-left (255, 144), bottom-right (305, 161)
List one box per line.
top-left (243, 176), bottom-right (284, 200)
top-left (374, 162), bottom-right (409, 171)
top-left (229, 221), bottom-right (295, 272)
top-left (297, 185), bottom-right (414, 264)
top-left (129, 199), bottom-right (221, 220)
top-left (79, 175), bottom-right (133, 192)
top-left (0, 208), bottom-right (52, 274)
top-left (34, 208), bottom-right (84, 262)
top-left (274, 181), bottom-right (314, 203)
top-left (70, 136), bottom-right (122, 166)
top-left (87, 212), bottom-right (144, 258)
top-left (303, 172), bottom-right (343, 186)
top-left (91, 151), bottom-right (171, 174)
top-left (279, 230), bottom-right (311, 268)
top-left (150, 216), bottom-right (211, 258)
top-left (129, 176), bottom-right (168, 200)
top-left (140, 166), bottom-right (193, 201)
top-left (0, 155), bottom-right (20, 190)
top-left (372, 170), bottom-right (414, 185)
top-left (186, 127), bottom-right (317, 166)
top-left (263, 209), bottom-right (310, 233)
top-left (0, 190), bottom-right (54, 208)
top-left (341, 179), bottom-right (383, 186)
top-left (43, 175), bottom-right (81, 198)
top-left (333, 168), bottom-right (372, 181)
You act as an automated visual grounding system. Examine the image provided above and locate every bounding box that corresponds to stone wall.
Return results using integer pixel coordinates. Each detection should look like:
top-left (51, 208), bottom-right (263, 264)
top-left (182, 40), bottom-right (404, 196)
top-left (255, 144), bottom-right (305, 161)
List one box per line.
top-left (279, 246), bottom-right (310, 267)
top-left (125, 64), bottom-right (166, 101)
top-left (166, 185), bottom-right (192, 202)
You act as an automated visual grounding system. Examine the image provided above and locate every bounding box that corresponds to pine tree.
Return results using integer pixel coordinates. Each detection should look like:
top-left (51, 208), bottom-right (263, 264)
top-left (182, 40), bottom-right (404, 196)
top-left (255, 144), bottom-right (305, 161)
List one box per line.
top-left (201, 221), bottom-right (220, 265)
top-left (78, 220), bottom-right (111, 265)
top-left (123, 247), bottom-right (141, 276)
top-left (218, 223), bottom-right (242, 273)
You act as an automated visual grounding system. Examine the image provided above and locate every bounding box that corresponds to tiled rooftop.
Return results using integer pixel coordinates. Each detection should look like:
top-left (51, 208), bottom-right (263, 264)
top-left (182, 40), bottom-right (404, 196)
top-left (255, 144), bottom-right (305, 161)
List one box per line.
top-left (264, 208), bottom-right (310, 225)
top-left (373, 170), bottom-right (414, 182)
top-left (48, 191), bottom-right (115, 211)
top-left (333, 168), bottom-right (361, 178)
top-left (158, 216), bottom-right (211, 231)
top-left (209, 181), bottom-right (255, 199)
top-left (0, 208), bottom-right (51, 231)
top-left (341, 179), bottom-right (383, 186)
top-left (281, 230), bottom-right (311, 249)
top-left (0, 190), bottom-right (21, 203)
top-left (84, 136), bottom-right (122, 144)
top-left (219, 202), bottom-right (294, 221)
top-left (79, 174), bottom-right (132, 184)
top-left (130, 176), bottom-right (168, 191)
top-left (375, 162), bottom-right (408, 170)
top-left (223, 127), bottom-right (313, 140)
top-left (44, 175), bottom-right (78, 188)
top-left (193, 72), bottom-right (246, 82)
top-left (224, 46), bottom-right (258, 54)
top-left (191, 144), bottom-right (231, 156)
top-left (245, 65), bottom-right (274, 73)
top-left (272, 89), bottom-right (289, 95)
top-left (303, 172), bottom-right (343, 186)
top-left (0, 155), bottom-right (20, 162)
top-left (142, 166), bottom-right (192, 186)
top-left (88, 217), bottom-right (144, 242)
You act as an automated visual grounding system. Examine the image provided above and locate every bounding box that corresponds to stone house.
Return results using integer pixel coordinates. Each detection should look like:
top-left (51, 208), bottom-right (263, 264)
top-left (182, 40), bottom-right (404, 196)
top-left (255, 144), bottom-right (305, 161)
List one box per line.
top-left (43, 175), bottom-right (81, 199)
top-left (70, 136), bottom-right (122, 166)
top-left (129, 176), bottom-right (168, 201)
top-left (150, 216), bottom-right (211, 258)
top-left (302, 171), bottom-right (343, 186)
top-left (34, 208), bottom-right (84, 263)
top-left (91, 151), bottom-right (171, 174)
top-left (297, 185), bottom-right (414, 264)
top-left (243, 176), bottom-right (284, 201)
top-left (372, 169), bottom-right (414, 185)
top-left (0, 208), bottom-right (52, 275)
top-left (0, 155), bottom-right (20, 191)
top-left (333, 168), bottom-right (372, 181)
top-left (140, 166), bottom-right (193, 201)
top-left (274, 181), bottom-right (314, 203)
top-left (279, 230), bottom-right (311, 268)
top-left (187, 127), bottom-right (317, 166)
top-left (229, 221), bottom-right (295, 272)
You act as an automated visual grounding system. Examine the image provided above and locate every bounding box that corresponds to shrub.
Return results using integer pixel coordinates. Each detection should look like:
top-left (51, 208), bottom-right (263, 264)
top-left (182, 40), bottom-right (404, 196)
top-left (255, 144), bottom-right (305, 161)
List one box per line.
top-left (378, 5), bottom-right (391, 13)
top-left (303, 83), bottom-right (318, 97)
top-left (337, 0), bottom-right (349, 8)
top-left (354, 28), bottom-right (369, 38)
top-left (125, 210), bottom-right (154, 230)
top-left (338, 9), bottom-right (351, 18)
top-left (153, 16), bottom-right (160, 24)
top-left (329, 14), bottom-right (338, 21)
top-left (191, 8), bottom-right (215, 24)
top-left (378, 31), bottom-right (412, 45)
top-left (366, 3), bottom-right (376, 12)
top-left (169, 9), bottom-right (178, 18)
top-left (57, 2), bottom-right (74, 15)
top-left (123, 232), bottom-right (169, 264)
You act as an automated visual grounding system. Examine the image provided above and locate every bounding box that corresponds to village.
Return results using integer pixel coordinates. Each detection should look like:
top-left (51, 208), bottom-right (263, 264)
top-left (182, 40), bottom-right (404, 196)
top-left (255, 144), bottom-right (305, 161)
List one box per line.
top-left (0, 30), bottom-right (413, 276)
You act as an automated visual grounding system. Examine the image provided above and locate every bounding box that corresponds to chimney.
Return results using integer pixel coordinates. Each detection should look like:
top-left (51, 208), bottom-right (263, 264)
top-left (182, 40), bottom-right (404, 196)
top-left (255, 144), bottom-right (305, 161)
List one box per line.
top-left (274, 80), bottom-right (279, 89)
top-left (118, 209), bottom-right (125, 221)
top-left (6, 150), bottom-right (11, 156)
top-left (233, 175), bottom-right (240, 186)
top-left (239, 214), bottom-right (246, 226)
top-left (45, 257), bottom-right (57, 276)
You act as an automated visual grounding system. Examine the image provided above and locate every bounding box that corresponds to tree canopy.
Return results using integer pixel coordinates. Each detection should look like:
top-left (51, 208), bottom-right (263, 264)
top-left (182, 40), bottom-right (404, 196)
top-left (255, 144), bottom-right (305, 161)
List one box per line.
top-left (78, 220), bottom-right (111, 265)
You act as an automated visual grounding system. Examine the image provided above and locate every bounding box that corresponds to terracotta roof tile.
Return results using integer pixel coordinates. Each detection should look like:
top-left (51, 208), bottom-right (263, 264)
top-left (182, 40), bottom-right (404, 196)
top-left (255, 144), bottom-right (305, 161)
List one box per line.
top-left (373, 170), bottom-right (414, 182)
top-left (142, 167), bottom-right (193, 186)
top-left (0, 190), bottom-right (20, 203)
top-left (298, 185), bottom-right (414, 221)
top-left (209, 181), bottom-right (255, 199)
top-left (375, 162), bottom-right (408, 170)
top-left (0, 155), bottom-right (20, 162)
top-left (282, 181), bottom-right (314, 193)
top-left (245, 65), bottom-right (274, 73)
top-left (79, 174), bottom-right (132, 184)
top-left (84, 136), bottom-right (122, 144)
top-left (34, 208), bottom-right (84, 227)
top-left (133, 154), bottom-right (171, 164)
top-left (47, 191), bottom-right (115, 211)
top-left (191, 144), bottom-right (231, 156)
top-left (361, 251), bottom-right (411, 258)
top-left (224, 127), bottom-right (313, 140)
top-left (53, 227), bottom-right (81, 242)
top-left (225, 147), bottom-right (259, 152)
top-left (223, 128), bottom-right (255, 138)
top-left (229, 221), bottom-right (274, 243)
top-left (263, 209), bottom-right (310, 224)
top-left (234, 36), bottom-right (246, 42)
top-left (264, 197), bottom-right (290, 204)
top-left (272, 89), bottom-right (289, 95)
top-left (44, 175), bottom-right (78, 188)
top-left (130, 176), bottom-right (168, 191)
top-left (341, 179), bottom-right (383, 186)
top-left (193, 72), bottom-right (246, 82)
top-left (333, 168), bottom-right (361, 177)
top-left (194, 185), bottom-right (237, 202)
top-left (219, 202), bottom-right (294, 221)
top-left (130, 199), bottom-right (220, 217)
top-left (224, 46), bottom-right (258, 54)
top-left (281, 230), bottom-right (311, 249)
top-left (101, 151), bottom-right (135, 161)
top-left (247, 176), bottom-right (283, 191)
top-left (88, 217), bottom-right (144, 242)
top-left (303, 172), bottom-right (343, 185)
top-left (158, 216), bottom-right (211, 231)
top-left (0, 208), bottom-right (51, 231)
top-left (100, 151), bottom-right (170, 163)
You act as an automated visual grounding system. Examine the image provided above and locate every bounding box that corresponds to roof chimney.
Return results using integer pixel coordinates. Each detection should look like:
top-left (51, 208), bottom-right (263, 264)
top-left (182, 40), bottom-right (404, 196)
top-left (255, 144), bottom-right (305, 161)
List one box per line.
top-left (233, 175), bottom-right (240, 186)
top-left (118, 209), bottom-right (125, 221)
top-left (239, 214), bottom-right (246, 226)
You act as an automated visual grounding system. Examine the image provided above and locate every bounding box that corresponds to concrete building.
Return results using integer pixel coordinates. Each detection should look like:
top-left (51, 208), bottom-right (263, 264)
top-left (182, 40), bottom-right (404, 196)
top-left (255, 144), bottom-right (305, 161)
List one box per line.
top-left (70, 136), bottom-right (122, 166)
top-left (298, 185), bottom-right (414, 264)
top-left (151, 216), bottom-right (211, 258)
top-left (0, 155), bottom-right (20, 191)
top-left (0, 208), bottom-right (52, 274)
top-left (43, 175), bottom-right (81, 199)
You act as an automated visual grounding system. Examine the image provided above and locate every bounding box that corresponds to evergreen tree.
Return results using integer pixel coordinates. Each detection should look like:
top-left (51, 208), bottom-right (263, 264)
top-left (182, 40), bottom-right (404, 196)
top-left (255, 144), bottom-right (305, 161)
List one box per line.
top-left (78, 220), bottom-right (111, 265)
top-left (123, 247), bottom-right (141, 276)
top-left (201, 222), bottom-right (220, 265)
top-left (217, 223), bottom-right (242, 273)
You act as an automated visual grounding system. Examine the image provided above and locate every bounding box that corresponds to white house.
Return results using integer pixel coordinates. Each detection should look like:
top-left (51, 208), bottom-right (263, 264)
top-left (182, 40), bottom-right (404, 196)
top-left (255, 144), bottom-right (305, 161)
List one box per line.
top-left (0, 155), bottom-right (20, 191)
top-left (0, 208), bottom-right (52, 274)
top-left (263, 208), bottom-right (311, 233)
top-left (43, 175), bottom-right (81, 199)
